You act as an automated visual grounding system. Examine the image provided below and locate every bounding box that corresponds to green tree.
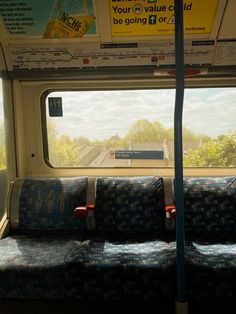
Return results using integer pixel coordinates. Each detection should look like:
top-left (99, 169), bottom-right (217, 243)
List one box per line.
top-left (183, 127), bottom-right (200, 141)
top-left (184, 131), bottom-right (236, 167)
top-left (47, 120), bottom-right (80, 167)
top-left (125, 119), bottom-right (159, 143)
top-left (49, 136), bottom-right (80, 167)
top-left (124, 119), bottom-right (205, 144)
top-left (217, 131), bottom-right (236, 166)
top-left (153, 121), bottom-right (168, 141)
top-left (102, 133), bottom-right (129, 150)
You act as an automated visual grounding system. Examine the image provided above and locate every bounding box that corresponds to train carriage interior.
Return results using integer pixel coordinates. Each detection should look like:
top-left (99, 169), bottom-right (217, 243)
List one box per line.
top-left (0, 0), bottom-right (236, 313)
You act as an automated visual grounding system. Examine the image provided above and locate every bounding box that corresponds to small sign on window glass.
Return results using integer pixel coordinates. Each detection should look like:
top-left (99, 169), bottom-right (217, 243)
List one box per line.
top-left (48, 97), bottom-right (63, 117)
top-left (115, 150), bottom-right (164, 160)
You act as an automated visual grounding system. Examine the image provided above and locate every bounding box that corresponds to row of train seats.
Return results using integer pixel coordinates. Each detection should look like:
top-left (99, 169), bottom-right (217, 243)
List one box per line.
top-left (0, 175), bottom-right (235, 306)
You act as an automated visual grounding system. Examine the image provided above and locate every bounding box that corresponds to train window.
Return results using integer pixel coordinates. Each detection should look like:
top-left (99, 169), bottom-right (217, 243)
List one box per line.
top-left (183, 88), bottom-right (236, 167)
top-left (0, 79), bottom-right (7, 221)
top-left (43, 87), bottom-right (236, 168)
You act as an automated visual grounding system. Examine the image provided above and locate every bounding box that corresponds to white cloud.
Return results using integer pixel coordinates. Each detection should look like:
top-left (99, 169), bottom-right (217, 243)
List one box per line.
top-left (1, 83), bottom-right (235, 139)
top-left (47, 87), bottom-right (236, 140)
top-left (183, 88), bottom-right (236, 136)
top-left (48, 90), bottom-right (177, 139)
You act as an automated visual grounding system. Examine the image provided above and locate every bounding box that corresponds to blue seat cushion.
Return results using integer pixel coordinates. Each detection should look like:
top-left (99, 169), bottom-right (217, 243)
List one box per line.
top-left (66, 239), bottom-right (176, 300)
top-left (185, 240), bottom-right (236, 301)
top-left (182, 176), bottom-right (236, 239)
top-left (0, 235), bottom-right (78, 299)
top-left (95, 176), bottom-right (165, 236)
top-left (0, 235), bottom-right (175, 301)
top-left (18, 177), bottom-right (87, 231)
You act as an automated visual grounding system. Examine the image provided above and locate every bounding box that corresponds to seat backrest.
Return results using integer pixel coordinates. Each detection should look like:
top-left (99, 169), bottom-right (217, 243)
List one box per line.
top-left (10, 177), bottom-right (88, 231)
top-left (94, 176), bottom-right (166, 237)
top-left (182, 176), bottom-right (236, 239)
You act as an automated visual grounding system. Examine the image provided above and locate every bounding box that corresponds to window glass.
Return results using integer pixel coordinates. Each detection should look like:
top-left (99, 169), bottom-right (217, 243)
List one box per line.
top-left (44, 88), bottom-right (236, 168)
top-left (0, 79), bottom-right (7, 220)
top-left (183, 88), bottom-right (236, 167)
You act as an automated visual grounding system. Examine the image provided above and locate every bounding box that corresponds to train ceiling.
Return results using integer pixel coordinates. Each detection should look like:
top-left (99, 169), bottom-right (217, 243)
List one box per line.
top-left (0, 0), bottom-right (236, 79)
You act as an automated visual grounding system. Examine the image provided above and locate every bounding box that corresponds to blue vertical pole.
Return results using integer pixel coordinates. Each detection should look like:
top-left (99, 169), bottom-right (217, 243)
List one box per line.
top-left (174, 0), bottom-right (186, 303)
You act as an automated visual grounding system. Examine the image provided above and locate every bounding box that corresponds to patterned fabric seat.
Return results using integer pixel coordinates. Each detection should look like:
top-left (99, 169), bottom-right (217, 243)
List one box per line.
top-left (0, 175), bottom-right (174, 301)
top-left (0, 235), bottom-right (79, 299)
top-left (95, 176), bottom-right (166, 236)
top-left (66, 239), bottom-right (176, 301)
top-left (64, 176), bottom-right (175, 301)
top-left (16, 177), bottom-right (88, 231)
top-left (0, 177), bottom-right (88, 300)
top-left (186, 241), bottom-right (236, 301)
top-left (182, 176), bottom-right (236, 301)
top-left (183, 176), bottom-right (236, 239)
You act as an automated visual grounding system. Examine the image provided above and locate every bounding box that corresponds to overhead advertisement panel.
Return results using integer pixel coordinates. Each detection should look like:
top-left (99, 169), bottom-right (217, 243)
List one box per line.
top-left (109, 0), bottom-right (219, 36)
top-left (0, 0), bottom-right (96, 38)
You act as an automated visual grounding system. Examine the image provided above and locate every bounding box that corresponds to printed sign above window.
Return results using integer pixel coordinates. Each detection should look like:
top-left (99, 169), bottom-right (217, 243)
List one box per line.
top-left (109, 0), bottom-right (219, 36)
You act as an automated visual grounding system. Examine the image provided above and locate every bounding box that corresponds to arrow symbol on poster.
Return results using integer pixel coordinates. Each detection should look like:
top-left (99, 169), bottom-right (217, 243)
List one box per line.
top-left (149, 15), bottom-right (157, 24)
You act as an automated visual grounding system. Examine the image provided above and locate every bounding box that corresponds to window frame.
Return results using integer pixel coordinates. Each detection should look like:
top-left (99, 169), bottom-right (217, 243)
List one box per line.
top-left (41, 85), bottom-right (236, 170)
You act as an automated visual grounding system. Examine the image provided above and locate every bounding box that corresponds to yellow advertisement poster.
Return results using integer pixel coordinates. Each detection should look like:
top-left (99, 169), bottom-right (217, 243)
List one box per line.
top-left (109, 0), bottom-right (219, 36)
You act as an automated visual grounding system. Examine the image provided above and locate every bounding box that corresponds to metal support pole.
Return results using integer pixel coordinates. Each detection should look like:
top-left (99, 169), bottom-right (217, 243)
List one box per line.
top-left (174, 0), bottom-right (187, 308)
